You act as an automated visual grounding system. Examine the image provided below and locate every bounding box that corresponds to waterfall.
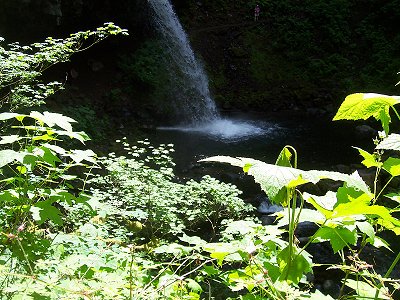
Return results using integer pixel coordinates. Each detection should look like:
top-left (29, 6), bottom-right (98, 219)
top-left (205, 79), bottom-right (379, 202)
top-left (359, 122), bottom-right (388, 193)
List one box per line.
top-left (148, 0), bottom-right (219, 124)
top-left (149, 0), bottom-right (267, 141)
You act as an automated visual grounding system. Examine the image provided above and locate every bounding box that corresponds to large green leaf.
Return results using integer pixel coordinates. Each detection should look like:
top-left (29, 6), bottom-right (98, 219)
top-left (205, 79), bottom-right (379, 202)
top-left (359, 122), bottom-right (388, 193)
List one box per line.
top-left (314, 226), bottom-right (357, 253)
top-left (334, 200), bottom-right (395, 221)
top-left (32, 146), bottom-right (62, 166)
top-left (200, 156), bottom-right (370, 204)
top-left (333, 93), bottom-right (400, 134)
top-left (203, 242), bottom-right (244, 266)
top-left (275, 208), bottom-right (326, 227)
top-left (277, 246), bottom-right (312, 284)
top-left (356, 222), bottom-right (375, 242)
top-left (31, 200), bottom-right (63, 225)
top-left (335, 186), bottom-right (372, 208)
top-left (299, 290), bottom-right (334, 300)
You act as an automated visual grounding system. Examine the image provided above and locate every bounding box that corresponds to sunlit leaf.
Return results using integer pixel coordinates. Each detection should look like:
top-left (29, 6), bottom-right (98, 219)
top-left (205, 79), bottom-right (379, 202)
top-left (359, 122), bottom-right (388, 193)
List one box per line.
top-left (43, 111), bottom-right (76, 131)
top-left (277, 246), bottom-right (312, 284)
top-left (345, 279), bottom-right (390, 299)
top-left (314, 226), bottom-right (357, 253)
top-left (32, 134), bottom-right (57, 141)
top-left (33, 146), bottom-right (61, 166)
top-left (275, 208), bottom-right (325, 227)
top-left (298, 290), bottom-right (335, 300)
top-left (303, 192), bottom-right (336, 219)
top-left (275, 147), bottom-right (292, 167)
top-left (0, 149), bottom-right (24, 168)
top-left (334, 200), bottom-right (398, 226)
top-left (154, 243), bottom-right (193, 256)
top-left (55, 130), bottom-right (91, 144)
top-left (382, 157), bottom-right (400, 176)
top-left (179, 234), bottom-right (207, 247)
top-left (201, 156), bottom-right (370, 205)
top-left (356, 222), bottom-right (375, 242)
top-left (210, 251), bottom-right (231, 266)
top-left (0, 135), bottom-right (22, 145)
top-left (43, 144), bottom-right (67, 155)
top-left (30, 206), bottom-right (42, 223)
top-left (354, 147), bottom-right (382, 168)
top-left (0, 112), bottom-right (21, 121)
top-left (333, 93), bottom-right (400, 134)
top-left (228, 270), bottom-right (250, 292)
top-left (16, 165), bottom-right (27, 174)
top-left (384, 193), bottom-right (400, 204)
top-left (368, 236), bottom-right (392, 251)
top-left (30, 111), bottom-right (76, 132)
top-left (67, 149), bottom-right (96, 163)
top-left (377, 133), bottom-right (400, 151)
top-left (186, 278), bottom-right (202, 293)
top-left (308, 191), bottom-right (337, 211)
top-left (203, 242), bottom-right (242, 266)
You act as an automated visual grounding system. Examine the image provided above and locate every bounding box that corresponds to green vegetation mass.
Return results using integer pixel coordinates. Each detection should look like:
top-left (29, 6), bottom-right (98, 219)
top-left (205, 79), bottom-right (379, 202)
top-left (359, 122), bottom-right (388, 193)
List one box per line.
top-left (0, 16), bottom-right (400, 300)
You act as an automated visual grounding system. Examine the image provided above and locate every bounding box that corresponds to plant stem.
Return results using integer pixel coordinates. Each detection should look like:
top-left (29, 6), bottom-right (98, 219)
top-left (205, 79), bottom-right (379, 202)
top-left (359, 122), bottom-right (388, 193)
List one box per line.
top-left (129, 247), bottom-right (134, 300)
top-left (375, 176), bottom-right (393, 201)
top-left (16, 239), bottom-right (34, 275)
top-left (374, 251), bottom-right (400, 300)
top-left (373, 167), bottom-right (381, 204)
top-left (284, 189), bottom-right (297, 281)
top-left (298, 220), bottom-right (327, 256)
top-left (391, 106), bottom-right (400, 122)
top-left (339, 266), bottom-right (350, 299)
top-left (282, 145), bottom-right (298, 282)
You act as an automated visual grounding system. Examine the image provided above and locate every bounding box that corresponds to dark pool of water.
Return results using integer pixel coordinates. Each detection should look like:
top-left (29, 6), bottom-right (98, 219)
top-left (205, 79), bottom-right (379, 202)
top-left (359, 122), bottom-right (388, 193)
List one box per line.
top-left (146, 110), bottom-right (374, 173)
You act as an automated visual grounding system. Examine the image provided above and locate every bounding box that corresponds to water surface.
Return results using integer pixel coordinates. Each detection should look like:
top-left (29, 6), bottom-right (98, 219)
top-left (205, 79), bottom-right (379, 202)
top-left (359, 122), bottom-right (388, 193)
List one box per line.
top-left (150, 111), bottom-right (372, 172)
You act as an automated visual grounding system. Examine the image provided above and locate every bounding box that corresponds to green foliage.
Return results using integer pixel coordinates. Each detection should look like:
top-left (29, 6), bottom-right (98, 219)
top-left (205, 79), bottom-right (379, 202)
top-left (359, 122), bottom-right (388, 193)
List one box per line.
top-left (2, 17), bottom-right (400, 299)
top-left (186, 0), bottom-right (400, 109)
top-left (2, 92), bottom-right (400, 299)
top-left (116, 40), bottom-right (176, 119)
top-left (201, 92), bottom-right (400, 299)
top-left (201, 155), bottom-right (370, 205)
top-left (333, 93), bottom-right (400, 135)
top-left (119, 40), bottom-right (168, 89)
top-left (0, 111), bottom-right (95, 232)
top-left (0, 22), bottom-right (128, 111)
top-left (60, 105), bottom-right (111, 141)
top-left (90, 139), bottom-right (254, 241)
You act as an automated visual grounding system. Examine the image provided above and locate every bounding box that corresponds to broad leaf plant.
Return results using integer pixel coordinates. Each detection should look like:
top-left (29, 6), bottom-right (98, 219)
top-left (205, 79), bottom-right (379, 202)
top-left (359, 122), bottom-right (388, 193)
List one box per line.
top-left (201, 93), bottom-right (400, 299)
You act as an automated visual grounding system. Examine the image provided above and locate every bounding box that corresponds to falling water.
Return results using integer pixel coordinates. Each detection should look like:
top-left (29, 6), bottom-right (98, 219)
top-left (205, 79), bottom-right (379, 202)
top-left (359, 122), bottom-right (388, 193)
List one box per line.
top-left (148, 0), bottom-right (219, 124)
top-left (149, 0), bottom-right (268, 141)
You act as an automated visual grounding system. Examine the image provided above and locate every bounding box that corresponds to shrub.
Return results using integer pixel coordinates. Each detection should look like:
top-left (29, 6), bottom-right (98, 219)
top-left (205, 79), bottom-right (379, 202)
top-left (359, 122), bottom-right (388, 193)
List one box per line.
top-left (89, 139), bottom-right (254, 241)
